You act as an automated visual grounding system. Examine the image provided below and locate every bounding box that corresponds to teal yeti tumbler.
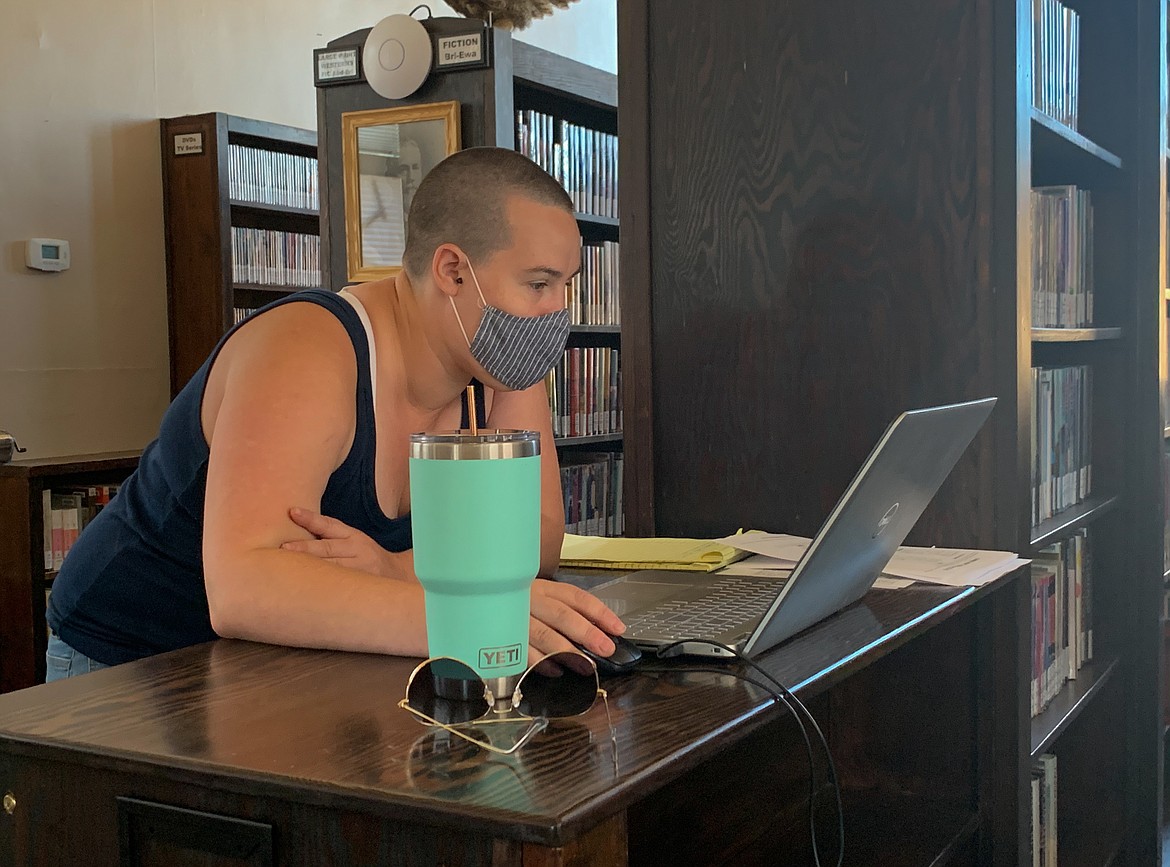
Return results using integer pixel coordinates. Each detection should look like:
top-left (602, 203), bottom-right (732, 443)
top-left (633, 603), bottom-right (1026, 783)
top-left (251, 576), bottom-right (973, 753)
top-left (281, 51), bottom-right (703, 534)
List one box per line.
top-left (409, 430), bottom-right (542, 704)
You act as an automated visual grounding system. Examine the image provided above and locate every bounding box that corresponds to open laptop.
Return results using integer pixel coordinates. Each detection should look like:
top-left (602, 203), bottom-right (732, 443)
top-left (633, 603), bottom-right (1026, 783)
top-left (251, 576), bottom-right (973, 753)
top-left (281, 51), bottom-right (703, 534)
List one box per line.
top-left (593, 397), bottom-right (997, 658)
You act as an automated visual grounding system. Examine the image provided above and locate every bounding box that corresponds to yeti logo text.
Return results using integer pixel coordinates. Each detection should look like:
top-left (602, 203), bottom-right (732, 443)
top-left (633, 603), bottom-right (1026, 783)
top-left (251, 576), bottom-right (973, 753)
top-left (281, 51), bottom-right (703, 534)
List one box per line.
top-left (872, 502), bottom-right (900, 538)
top-left (479, 644), bottom-right (523, 669)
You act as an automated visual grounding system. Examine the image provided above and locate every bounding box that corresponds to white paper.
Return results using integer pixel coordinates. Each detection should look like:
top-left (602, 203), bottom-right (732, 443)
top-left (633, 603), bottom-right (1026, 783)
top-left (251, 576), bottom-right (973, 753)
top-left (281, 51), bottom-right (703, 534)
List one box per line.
top-left (915, 557), bottom-right (1031, 587)
top-left (715, 563), bottom-right (913, 590)
top-left (717, 564), bottom-right (794, 578)
top-left (718, 531), bottom-right (1028, 588)
top-left (885, 548), bottom-right (1028, 587)
top-left (738, 552), bottom-right (800, 568)
top-left (717, 533), bottom-right (811, 562)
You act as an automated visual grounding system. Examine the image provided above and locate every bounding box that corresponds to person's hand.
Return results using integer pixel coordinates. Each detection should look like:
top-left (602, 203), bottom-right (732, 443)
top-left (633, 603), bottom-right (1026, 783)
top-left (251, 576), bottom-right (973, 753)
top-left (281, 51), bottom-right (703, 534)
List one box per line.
top-left (281, 507), bottom-right (412, 580)
top-left (529, 579), bottom-right (626, 661)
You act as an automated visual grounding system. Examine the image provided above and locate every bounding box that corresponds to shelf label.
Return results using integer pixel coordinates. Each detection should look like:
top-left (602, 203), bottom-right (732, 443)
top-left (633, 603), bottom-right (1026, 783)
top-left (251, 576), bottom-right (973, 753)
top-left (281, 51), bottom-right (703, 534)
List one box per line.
top-left (435, 29), bottom-right (490, 71)
top-left (314, 47), bottom-right (361, 85)
top-left (173, 133), bottom-right (203, 156)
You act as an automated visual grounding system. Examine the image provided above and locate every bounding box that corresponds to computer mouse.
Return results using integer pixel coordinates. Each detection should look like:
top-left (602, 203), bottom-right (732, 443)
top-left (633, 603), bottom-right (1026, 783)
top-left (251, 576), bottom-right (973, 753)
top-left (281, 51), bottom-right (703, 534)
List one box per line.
top-left (574, 633), bottom-right (643, 676)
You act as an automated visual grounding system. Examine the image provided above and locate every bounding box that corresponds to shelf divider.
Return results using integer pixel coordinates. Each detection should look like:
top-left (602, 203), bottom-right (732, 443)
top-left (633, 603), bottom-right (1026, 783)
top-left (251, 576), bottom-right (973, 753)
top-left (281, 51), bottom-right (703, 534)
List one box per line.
top-left (1030, 654), bottom-right (1120, 758)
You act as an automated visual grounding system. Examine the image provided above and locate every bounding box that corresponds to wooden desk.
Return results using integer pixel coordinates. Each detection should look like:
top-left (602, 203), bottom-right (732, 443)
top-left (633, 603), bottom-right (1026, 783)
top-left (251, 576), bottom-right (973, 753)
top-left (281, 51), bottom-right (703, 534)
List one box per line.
top-left (0, 575), bottom-right (1022, 866)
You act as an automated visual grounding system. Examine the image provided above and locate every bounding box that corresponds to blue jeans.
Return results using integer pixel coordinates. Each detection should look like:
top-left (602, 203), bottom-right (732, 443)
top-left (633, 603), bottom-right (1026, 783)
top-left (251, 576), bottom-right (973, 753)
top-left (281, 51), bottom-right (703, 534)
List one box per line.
top-left (45, 631), bottom-right (110, 681)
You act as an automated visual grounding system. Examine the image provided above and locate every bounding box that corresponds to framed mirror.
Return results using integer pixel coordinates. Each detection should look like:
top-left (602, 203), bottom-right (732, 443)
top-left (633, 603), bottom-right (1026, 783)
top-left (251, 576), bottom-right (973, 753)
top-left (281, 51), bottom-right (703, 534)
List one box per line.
top-left (342, 101), bottom-right (462, 282)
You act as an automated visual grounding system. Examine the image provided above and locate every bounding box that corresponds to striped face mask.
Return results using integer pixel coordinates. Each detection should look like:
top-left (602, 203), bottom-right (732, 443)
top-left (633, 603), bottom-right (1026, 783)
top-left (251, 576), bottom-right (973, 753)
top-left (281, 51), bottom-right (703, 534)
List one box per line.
top-left (449, 259), bottom-right (570, 391)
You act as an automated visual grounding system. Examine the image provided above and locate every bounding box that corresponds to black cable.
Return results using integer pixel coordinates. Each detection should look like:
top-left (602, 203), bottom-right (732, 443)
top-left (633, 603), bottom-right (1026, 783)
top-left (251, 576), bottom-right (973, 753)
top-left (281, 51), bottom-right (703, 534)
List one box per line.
top-left (636, 661), bottom-right (824, 856)
top-left (650, 640), bottom-right (845, 867)
top-left (409, 4), bottom-right (433, 18)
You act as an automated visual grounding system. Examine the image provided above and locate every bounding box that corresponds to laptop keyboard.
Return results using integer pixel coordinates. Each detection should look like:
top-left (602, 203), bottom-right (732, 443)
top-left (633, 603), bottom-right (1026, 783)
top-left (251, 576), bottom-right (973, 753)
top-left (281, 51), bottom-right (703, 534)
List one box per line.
top-left (625, 575), bottom-right (783, 640)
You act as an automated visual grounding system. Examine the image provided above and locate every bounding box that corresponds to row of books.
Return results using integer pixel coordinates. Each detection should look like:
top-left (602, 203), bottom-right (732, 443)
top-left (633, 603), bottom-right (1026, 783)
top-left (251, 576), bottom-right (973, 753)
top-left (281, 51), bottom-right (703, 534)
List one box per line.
top-left (1031, 0), bottom-right (1080, 129)
top-left (1031, 530), bottom-right (1093, 718)
top-left (567, 241), bottom-right (620, 326)
top-left (1031, 365), bottom-right (1092, 527)
top-left (232, 306), bottom-right (263, 325)
top-left (544, 347), bottom-right (621, 439)
top-left (41, 485), bottom-right (121, 572)
top-left (1031, 185), bottom-right (1094, 328)
top-left (227, 143), bottom-right (320, 211)
top-left (230, 227), bottom-right (322, 289)
top-left (516, 110), bottom-right (617, 219)
top-left (1031, 752), bottom-right (1058, 866)
top-left (561, 452), bottom-right (624, 537)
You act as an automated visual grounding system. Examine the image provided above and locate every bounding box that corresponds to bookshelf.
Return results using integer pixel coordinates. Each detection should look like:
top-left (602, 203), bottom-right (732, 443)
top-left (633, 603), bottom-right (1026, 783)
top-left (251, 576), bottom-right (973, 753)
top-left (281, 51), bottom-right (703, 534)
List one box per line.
top-left (160, 112), bottom-right (322, 397)
top-left (0, 452), bottom-right (139, 693)
top-left (620, 0), bottom-right (1165, 861)
top-left (316, 27), bottom-right (624, 536)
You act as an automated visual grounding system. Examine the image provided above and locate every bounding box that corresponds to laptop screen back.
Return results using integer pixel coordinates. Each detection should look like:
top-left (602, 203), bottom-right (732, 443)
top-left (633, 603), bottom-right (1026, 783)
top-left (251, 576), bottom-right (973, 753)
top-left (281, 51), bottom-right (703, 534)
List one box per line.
top-left (742, 397), bottom-right (996, 656)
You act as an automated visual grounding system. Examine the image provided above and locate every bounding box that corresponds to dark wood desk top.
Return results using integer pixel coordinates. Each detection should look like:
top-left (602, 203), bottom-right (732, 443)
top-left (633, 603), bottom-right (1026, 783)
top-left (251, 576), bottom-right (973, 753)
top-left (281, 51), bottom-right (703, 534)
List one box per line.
top-left (0, 576), bottom-right (1013, 847)
top-left (0, 450), bottom-right (141, 478)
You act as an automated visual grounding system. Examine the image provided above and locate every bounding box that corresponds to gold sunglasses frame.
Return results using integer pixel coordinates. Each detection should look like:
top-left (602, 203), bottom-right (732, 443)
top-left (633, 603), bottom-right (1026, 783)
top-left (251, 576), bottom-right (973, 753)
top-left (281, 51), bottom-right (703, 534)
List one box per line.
top-left (397, 650), bottom-right (611, 757)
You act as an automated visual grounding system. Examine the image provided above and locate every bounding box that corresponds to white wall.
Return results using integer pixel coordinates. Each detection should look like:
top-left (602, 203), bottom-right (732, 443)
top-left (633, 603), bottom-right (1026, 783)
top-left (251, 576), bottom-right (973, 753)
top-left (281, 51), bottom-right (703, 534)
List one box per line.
top-left (0, 0), bottom-right (616, 459)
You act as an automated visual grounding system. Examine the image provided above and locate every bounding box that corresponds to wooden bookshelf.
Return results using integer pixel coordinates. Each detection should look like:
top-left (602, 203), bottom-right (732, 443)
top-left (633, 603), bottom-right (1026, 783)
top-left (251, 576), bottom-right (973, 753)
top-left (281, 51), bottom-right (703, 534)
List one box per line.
top-left (228, 199), bottom-right (319, 221)
top-left (1030, 654), bottom-right (1120, 757)
top-left (1031, 326), bottom-right (1123, 342)
top-left (1029, 495), bottom-right (1121, 550)
top-left (160, 112), bottom-right (321, 397)
top-left (554, 432), bottom-right (623, 448)
top-left (1030, 107), bottom-right (1124, 172)
top-left (620, 0), bottom-right (1166, 860)
top-left (0, 452), bottom-right (140, 693)
top-left (316, 30), bottom-right (624, 538)
top-left (574, 212), bottom-right (620, 230)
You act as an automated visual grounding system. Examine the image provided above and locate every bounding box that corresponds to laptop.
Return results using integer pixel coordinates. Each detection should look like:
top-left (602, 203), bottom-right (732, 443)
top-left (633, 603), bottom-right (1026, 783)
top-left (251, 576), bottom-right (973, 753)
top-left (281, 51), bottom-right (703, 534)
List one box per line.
top-left (593, 397), bottom-right (997, 659)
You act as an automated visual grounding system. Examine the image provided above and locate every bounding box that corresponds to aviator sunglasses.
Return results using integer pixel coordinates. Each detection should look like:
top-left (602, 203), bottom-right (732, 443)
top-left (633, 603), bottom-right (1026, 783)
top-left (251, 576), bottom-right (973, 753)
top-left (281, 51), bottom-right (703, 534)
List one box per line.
top-left (398, 649), bottom-right (611, 756)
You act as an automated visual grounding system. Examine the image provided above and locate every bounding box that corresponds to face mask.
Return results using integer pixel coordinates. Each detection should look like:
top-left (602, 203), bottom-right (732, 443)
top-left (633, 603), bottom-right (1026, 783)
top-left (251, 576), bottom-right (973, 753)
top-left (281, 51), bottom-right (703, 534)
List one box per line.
top-left (449, 259), bottom-right (570, 391)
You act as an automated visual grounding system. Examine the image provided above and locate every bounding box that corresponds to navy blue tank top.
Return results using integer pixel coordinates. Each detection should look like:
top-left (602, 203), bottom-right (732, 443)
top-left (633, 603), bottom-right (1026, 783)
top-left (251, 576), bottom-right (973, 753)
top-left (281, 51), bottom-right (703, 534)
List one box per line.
top-left (47, 290), bottom-right (413, 665)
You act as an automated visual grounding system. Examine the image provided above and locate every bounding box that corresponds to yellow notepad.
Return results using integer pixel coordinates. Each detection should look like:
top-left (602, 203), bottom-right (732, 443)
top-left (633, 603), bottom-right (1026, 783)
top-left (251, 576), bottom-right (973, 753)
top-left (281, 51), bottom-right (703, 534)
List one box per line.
top-left (560, 533), bottom-right (748, 572)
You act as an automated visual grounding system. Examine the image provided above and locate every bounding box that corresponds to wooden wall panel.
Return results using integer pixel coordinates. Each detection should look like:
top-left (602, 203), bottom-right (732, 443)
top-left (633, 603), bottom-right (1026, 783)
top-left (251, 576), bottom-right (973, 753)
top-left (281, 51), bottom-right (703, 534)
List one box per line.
top-left (641, 0), bottom-right (1005, 550)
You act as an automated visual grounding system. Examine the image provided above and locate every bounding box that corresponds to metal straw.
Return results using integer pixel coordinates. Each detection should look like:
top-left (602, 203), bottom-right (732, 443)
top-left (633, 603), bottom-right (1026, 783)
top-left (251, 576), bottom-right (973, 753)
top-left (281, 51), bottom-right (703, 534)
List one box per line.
top-left (466, 385), bottom-right (478, 435)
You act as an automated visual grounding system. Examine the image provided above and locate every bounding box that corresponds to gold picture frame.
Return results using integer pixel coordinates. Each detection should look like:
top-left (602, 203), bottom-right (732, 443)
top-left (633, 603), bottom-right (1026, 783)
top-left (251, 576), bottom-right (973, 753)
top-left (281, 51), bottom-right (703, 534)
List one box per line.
top-left (342, 101), bottom-right (462, 282)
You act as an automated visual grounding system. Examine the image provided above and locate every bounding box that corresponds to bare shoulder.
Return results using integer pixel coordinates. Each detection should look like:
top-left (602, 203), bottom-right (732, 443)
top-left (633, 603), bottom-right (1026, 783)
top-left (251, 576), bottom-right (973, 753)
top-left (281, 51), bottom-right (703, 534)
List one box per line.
top-left (227, 299), bottom-right (352, 358)
top-left (202, 299), bottom-right (358, 443)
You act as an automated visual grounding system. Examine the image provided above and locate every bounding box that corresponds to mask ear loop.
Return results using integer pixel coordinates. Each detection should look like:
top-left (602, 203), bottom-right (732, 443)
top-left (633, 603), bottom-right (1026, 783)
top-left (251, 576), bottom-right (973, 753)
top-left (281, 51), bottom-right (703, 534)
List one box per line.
top-left (448, 256), bottom-right (488, 348)
top-left (449, 296), bottom-right (473, 347)
top-left (463, 258), bottom-right (488, 308)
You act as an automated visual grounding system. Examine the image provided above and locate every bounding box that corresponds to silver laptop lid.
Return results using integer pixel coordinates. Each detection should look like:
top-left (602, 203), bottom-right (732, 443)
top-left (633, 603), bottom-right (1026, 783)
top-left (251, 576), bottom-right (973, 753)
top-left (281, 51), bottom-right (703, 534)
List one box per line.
top-left (741, 397), bottom-right (996, 657)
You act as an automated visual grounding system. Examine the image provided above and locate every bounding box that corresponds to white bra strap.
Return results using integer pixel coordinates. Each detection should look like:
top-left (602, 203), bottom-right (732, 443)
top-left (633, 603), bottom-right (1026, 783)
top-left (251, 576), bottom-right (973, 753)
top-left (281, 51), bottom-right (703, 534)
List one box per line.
top-left (338, 289), bottom-right (378, 411)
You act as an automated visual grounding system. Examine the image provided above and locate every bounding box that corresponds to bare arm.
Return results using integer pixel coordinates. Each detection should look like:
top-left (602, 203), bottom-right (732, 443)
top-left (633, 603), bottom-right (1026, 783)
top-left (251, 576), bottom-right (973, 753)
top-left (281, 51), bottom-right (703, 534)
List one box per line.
top-left (200, 303), bottom-right (428, 656)
top-left (201, 304), bottom-right (620, 660)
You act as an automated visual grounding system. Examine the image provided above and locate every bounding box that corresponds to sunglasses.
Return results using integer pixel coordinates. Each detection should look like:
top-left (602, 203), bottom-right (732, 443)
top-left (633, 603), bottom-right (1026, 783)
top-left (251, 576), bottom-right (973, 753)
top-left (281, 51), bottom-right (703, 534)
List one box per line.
top-left (398, 650), bottom-right (611, 756)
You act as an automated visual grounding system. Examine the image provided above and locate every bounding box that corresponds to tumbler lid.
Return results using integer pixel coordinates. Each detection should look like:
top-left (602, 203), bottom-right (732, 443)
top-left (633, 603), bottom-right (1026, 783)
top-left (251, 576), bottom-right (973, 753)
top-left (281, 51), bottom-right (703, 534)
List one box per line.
top-left (409, 429), bottom-right (540, 460)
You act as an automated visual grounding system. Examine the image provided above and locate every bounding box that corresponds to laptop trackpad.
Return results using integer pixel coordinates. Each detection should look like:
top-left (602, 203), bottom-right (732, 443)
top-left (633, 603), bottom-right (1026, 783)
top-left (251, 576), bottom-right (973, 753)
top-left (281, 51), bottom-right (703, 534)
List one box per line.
top-left (594, 571), bottom-right (717, 618)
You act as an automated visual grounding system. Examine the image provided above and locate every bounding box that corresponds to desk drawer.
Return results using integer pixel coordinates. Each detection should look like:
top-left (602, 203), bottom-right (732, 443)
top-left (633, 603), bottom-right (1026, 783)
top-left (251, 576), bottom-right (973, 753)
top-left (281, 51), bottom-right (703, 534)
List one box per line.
top-left (0, 748), bottom-right (517, 866)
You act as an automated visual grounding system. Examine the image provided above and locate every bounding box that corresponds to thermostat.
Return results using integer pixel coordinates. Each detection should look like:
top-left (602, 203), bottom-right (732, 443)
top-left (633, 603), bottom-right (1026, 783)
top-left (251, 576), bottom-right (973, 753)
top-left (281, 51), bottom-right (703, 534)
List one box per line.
top-left (26, 238), bottom-right (70, 272)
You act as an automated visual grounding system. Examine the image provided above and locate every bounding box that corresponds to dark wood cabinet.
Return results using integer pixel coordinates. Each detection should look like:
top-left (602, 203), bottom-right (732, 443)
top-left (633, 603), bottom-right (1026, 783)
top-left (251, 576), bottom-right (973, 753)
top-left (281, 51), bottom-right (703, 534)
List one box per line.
top-left (619, 0), bottom-right (1166, 860)
top-left (0, 452), bottom-right (139, 693)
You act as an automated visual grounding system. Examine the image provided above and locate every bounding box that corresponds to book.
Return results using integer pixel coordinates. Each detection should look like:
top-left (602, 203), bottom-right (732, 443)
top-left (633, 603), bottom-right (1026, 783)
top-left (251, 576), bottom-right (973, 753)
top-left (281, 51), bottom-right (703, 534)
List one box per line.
top-left (560, 533), bottom-right (748, 572)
